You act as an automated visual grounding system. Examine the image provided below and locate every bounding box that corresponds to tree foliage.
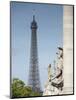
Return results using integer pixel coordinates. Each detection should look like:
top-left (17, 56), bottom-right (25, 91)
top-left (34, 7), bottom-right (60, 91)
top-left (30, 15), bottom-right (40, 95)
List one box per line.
top-left (11, 78), bottom-right (42, 98)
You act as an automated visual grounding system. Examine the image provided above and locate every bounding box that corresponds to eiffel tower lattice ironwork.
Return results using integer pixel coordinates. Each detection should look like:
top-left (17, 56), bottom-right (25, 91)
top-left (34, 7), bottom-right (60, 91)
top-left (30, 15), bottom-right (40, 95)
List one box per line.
top-left (28, 15), bottom-right (41, 92)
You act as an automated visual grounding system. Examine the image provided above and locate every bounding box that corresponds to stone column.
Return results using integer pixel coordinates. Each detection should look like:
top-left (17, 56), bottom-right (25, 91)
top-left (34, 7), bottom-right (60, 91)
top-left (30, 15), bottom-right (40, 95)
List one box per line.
top-left (63, 5), bottom-right (74, 94)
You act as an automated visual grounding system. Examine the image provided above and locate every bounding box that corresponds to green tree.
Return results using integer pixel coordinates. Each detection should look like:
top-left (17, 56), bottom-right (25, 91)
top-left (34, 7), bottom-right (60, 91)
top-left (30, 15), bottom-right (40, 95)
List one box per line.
top-left (11, 78), bottom-right (42, 98)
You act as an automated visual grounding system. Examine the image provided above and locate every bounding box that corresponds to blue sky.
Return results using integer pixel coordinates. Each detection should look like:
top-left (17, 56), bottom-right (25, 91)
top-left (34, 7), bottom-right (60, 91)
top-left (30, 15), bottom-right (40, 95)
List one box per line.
top-left (11, 2), bottom-right (63, 90)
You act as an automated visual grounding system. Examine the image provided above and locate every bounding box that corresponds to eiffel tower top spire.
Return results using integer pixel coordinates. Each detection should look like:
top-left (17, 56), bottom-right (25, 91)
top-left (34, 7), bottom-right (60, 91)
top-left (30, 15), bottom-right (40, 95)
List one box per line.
top-left (31, 15), bottom-right (37, 29)
top-left (33, 15), bottom-right (35, 21)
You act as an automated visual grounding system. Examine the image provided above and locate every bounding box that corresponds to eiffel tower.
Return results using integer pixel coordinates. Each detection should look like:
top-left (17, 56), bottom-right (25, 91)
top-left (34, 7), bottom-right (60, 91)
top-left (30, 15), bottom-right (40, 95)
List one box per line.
top-left (28, 15), bottom-right (41, 92)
